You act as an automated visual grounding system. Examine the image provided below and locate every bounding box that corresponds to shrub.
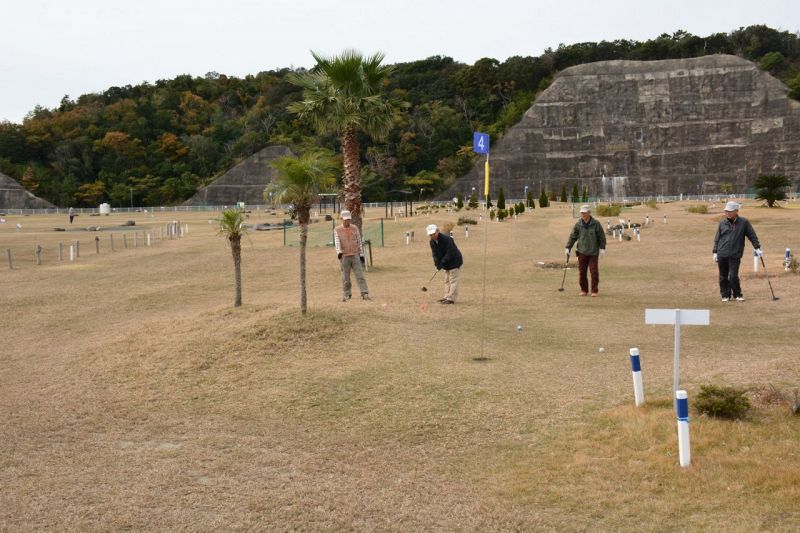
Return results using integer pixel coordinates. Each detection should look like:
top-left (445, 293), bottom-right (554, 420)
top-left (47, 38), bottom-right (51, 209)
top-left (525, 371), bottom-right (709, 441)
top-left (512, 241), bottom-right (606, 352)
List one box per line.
top-left (687, 204), bottom-right (709, 214)
top-left (596, 204), bottom-right (622, 217)
top-left (788, 257), bottom-right (799, 274)
top-left (489, 209), bottom-right (496, 220)
top-left (457, 216), bottom-right (477, 226)
top-left (645, 199), bottom-right (658, 209)
top-left (497, 208), bottom-right (507, 221)
top-left (695, 384), bottom-right (751, 420)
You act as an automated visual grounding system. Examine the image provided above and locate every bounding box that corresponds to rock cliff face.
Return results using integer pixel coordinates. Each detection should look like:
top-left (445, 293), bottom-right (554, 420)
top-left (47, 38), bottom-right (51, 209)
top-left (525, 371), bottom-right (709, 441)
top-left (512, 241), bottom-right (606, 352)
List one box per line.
top-left (183, 145), bottom-right (293, 206)
top-left (448, 55), bottom-right (800, 199)
top-left (0, 172), bottom-right (55, 209)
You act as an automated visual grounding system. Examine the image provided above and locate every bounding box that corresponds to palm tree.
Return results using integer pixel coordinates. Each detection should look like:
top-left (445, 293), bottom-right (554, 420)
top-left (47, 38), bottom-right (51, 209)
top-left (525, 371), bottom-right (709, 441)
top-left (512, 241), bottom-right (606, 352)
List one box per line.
top-left (287, 50), bottom-right (402, 231)
top-left (267, 151), bottom-right (337, 314)
top-left (218, 209), bottom-right (248, 307)
top-left (754, 174), bottom-right (790, 207)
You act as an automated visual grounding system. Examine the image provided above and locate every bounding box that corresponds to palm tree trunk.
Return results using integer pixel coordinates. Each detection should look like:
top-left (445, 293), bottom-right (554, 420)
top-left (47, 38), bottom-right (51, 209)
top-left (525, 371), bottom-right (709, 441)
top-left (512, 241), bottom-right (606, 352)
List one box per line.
top-left (231, 237), bottom-right (242, 307)
top-left (341, 125), bottom-right (363, 231)
top-left (300, 223), bottom-right (308, 314)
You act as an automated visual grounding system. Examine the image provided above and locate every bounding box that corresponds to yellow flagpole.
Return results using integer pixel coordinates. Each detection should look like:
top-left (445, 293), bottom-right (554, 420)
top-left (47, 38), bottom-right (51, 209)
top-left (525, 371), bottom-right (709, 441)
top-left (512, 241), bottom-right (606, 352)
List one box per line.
top-left (484, 154), bottom-right (490, 196)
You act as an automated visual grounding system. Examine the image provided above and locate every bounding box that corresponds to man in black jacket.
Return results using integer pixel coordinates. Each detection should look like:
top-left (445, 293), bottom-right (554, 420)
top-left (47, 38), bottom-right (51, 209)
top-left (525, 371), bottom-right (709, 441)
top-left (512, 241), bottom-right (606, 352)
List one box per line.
top-left (427, 224), bottom-right (463, 304)
top-left (713, 201), bottom-right (762, 302)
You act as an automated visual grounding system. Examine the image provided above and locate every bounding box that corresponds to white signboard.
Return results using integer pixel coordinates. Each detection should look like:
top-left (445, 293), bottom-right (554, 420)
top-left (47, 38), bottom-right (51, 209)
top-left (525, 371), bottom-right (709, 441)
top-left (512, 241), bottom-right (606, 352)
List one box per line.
top-left (645, 309), bottom-right (710, 326)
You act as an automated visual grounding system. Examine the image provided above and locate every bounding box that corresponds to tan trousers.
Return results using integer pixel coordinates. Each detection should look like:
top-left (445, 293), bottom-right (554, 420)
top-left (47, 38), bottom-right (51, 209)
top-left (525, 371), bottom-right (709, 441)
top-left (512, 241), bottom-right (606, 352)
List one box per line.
top-left (443, 268), bottom-right (460, 302)
top-left (341, 255), bottom-right (369, 298)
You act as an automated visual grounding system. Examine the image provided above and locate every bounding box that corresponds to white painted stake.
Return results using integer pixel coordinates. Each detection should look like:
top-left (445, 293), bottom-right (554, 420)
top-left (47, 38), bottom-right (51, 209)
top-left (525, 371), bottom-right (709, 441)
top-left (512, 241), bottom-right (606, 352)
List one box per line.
top-left (676, 390), bottom-right (691, 467)
top-left (146, 233), bottom-right (151, 246)
top-left (630, 348), bottom-right (645, 406)
top-left (69, 245), bottom-right (75, 262)
top-left (405, 231), bottom-right (410, 245)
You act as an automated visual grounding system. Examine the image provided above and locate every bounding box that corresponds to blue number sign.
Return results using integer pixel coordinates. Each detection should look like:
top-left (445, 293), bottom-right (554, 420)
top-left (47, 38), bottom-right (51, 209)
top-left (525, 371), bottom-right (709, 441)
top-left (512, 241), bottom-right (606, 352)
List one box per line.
top-left (473, 132), bottom-right (489, 154)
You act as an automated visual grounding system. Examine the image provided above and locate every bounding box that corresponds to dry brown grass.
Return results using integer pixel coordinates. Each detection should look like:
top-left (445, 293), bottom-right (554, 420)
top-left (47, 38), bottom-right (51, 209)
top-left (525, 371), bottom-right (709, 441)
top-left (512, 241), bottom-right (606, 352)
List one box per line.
top-left (2, 201), bottom-right (800, 530)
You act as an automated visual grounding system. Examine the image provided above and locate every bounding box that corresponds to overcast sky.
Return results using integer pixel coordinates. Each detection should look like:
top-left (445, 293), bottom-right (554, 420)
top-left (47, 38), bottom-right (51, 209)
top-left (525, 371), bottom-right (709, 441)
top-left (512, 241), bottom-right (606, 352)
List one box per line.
top-left (1, 0), bottom-right (798, 123)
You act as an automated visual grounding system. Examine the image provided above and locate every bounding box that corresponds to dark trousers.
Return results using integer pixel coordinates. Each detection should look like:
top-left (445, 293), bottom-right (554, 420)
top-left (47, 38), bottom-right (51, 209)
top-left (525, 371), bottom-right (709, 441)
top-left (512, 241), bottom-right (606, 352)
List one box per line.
top-left (577, 253), bottom-right (599, 294)
top-left (718, 256), bottom-right (742, 298)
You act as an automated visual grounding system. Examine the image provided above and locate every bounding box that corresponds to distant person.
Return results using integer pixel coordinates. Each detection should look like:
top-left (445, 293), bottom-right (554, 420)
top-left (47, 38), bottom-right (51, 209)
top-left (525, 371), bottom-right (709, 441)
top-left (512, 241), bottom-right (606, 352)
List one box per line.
top-left (565, 204), bottom-right (606, 296)
top-left (427, 224), bottom-right (463, 304)
top-left (68, 207), bottom-right (75, 224)
top-left (334, 210), bottom-right (370, 301)
top-left (713, 201), bottom-right (762, 302)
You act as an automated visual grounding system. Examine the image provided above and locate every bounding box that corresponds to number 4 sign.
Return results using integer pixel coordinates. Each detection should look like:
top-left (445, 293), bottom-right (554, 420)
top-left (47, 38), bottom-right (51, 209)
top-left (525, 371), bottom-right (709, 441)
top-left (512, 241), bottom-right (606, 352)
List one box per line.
top-left (473, 132), bottom-right (489, 154)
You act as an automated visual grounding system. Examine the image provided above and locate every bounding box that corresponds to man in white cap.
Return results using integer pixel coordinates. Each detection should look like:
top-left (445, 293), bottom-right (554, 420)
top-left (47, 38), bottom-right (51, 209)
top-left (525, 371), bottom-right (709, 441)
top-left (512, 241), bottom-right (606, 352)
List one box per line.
top-left (713, 201), bottom-right (762, 302)
top-left (427, 224), bottom-right (463, 304)
top-left (334, 210), bottom-right (370, 301)
top-left (565, 204), bottom-right (606, 296)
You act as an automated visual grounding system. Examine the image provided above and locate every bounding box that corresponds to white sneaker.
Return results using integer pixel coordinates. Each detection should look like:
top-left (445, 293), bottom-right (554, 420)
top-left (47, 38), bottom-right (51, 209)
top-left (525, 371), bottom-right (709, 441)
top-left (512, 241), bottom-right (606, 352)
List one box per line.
top-left (735, 296), bottom-right (746, 302)
top-left (721, 297), bottom-right (729, 302)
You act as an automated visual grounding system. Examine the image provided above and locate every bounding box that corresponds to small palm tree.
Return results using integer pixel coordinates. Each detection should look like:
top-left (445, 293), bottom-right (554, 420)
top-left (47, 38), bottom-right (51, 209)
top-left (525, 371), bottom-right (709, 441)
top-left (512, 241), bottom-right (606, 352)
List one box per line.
top-left (267, 151), bottom-right (337, 314)
top-left (754, 174), bottom-right (790, 207)
top-left (287, 50), bottom-right (403, 232)
top-left (218, 209), bottom-right (248, 307)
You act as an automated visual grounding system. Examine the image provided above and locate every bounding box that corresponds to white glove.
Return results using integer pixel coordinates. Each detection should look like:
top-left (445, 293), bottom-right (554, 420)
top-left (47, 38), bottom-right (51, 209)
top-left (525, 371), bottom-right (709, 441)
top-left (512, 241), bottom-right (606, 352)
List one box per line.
top-left (755, 249), bottom-right (763, 257)
top-left (713, 253), bottom-right (718, 263)
top-left (599, 249), bottom-right (605, 258)
top-left (564, 248), bottom-right (570, 257)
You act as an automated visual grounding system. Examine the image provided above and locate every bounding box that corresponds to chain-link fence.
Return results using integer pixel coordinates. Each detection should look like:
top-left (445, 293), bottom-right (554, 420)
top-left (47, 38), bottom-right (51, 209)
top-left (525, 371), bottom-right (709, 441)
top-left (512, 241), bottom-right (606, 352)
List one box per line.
top-left (282, 219), bottom-right (384, 248)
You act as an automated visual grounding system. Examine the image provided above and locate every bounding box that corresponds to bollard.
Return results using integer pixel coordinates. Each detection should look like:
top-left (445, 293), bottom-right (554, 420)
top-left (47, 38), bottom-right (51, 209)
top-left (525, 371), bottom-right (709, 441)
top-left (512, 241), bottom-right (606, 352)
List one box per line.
top-left (612, 229), bottom-right (616, 238)
top-left (35, 244), bottom-right (42, 265)
top-left (146, 233), bottom-right (151, 247)
top-left (75, 241), bottom-right (80, 257)
top-left (95, 236), bottom-right (100, 254)
top-left (676, 390), bottom-right (691, 467)
top-left (630, 348), bottom-right (645, 406)
top-left (645, 215), bottom-right (650, 225)
top-left (184, 224), bottom-right (188, 236)
top-left (70, 245), bottom-right (75, 262)
top-left (123, 234), bottom-right (128, 249)
top-left (110, 234), bottom-right (115, 252)
top-left (754, 250), bottom-right (759, 273)
top-left (465, 225), bottom-right (469, 238)
top-left (636, 228), bottom-right (641, 241)
top-left (59, 242), bottom-right (63, 262)
top-left (6, 249), bottom-right (12, 270)
top-left (405, 231), bottom-right (410, 245)
top-left (786, 248), bottom-right (792, 271)
top-left (663, 215), bottom-right (667, 224)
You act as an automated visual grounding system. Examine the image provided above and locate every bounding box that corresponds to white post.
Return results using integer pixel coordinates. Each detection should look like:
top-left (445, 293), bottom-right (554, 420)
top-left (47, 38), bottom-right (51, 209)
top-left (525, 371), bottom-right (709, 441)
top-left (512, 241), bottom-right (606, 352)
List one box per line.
top-left (184, 224), bottom-right (189, 235)
top-left (146, 233), bottom-right (151, 246)
top-left (663, 215), bottom-right (667, 224)
top-left (630, 348), bottom-right (645, 406)
top-left (465, 225), bottom-right (469, 238)
top-left (673, 309), bottom-right (681, 408)
top-left (785, 248), bottom-right (791, 271)
top-left (636, 228), bottom-right (641, 241)
top-left (405, 231), bottom-right (410, 245)
top-left (69, 245), bottom-right (75, 262)
top-left (676, 390), bottom-right (691, 467)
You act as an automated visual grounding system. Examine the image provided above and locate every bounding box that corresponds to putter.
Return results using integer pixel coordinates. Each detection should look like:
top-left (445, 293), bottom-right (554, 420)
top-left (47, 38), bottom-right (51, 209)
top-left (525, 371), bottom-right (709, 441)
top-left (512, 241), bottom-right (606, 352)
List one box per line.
top-left (759, 255), bottom-right (780, 301)
top-left (557, 254), bottom-right (570, 292)
top-left (421, 269), bottom-right (440, 292)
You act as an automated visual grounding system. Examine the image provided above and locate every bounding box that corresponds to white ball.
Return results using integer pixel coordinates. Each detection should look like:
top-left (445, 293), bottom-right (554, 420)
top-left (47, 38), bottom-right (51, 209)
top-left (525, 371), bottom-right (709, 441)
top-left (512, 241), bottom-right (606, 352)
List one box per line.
top-left (516, 325), bottom-right (523, 331)
top-left (598, 347), bottom-right (605, 353)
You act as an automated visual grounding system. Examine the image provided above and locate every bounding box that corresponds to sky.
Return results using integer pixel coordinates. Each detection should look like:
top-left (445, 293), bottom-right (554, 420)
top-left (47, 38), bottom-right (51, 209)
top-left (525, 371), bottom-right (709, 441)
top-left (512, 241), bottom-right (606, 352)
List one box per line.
top-left (1, 0), bottom-right (798, 123)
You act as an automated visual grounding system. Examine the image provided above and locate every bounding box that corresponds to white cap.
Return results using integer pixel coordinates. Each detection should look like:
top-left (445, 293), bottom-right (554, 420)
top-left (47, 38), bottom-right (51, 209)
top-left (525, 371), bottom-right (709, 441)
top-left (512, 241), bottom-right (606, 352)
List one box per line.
top-left (579, 204), bottom-right (591, 213)
top-left (340, 210), bottom-right (352, 219)
top-left (426, 224), bottom-right (438, 236)
top-left (724, 201), bottom-right (739, 212)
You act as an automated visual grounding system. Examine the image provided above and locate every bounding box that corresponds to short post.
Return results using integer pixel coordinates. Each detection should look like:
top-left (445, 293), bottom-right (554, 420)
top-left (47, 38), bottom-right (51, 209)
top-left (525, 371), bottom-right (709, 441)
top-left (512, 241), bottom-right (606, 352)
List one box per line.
top-left (35, 244), bottom-right (42, 265)
top-left (110, 234), bottom-right (115, 252)
top-left (663, 215), bottom-right (667, 224)
top-left (95, 236), bottom-right (100, 254)
top-left (636, 227), bottom-right (641, 241)
top-left (6, 249), bottom-right (12, 270)
top-left (465, 225), bottom-right (469, 238)
top-left (59, 242), bottom-right (63, 262)
top-left (184, 224), bottom-right (188, 236)
top-left (754, 250), bottom-right (759, 273)
top-left (645, 215), bottom-right (650, 225)
top-left (75, 241), bottom-right (80, 258)
top-left (676, 390), bottom-right (691, 467)
top-left (123, 234), bottom-right (128, 249)
top-left (405, 231), bottom-right (410, 245)
top-left (69, 245), bottom-right (75, 262)
top-left (612, 229), bottom-right (617, 238)
top-left (146, 233), bottom-right (151, 246)
top-left (785, 248), bottom-right (792, 271)
top-left (630, 348), bottom-right (645, 406)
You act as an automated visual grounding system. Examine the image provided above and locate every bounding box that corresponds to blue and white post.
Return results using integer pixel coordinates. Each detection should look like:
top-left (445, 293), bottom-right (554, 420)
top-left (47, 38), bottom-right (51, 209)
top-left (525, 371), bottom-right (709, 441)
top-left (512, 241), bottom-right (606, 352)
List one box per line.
top-left (676, 390), bottom-right (691, 467)
top-left (630, 348), bottom-right (644, 406)
top-left (785, 248), bottom-right (792, 271)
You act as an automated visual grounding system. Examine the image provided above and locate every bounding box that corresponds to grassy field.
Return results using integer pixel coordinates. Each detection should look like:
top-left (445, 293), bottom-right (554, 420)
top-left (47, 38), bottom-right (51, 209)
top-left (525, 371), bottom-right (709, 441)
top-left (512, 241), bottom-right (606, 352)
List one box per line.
top-left (2, 201), bottom-right (799, 530)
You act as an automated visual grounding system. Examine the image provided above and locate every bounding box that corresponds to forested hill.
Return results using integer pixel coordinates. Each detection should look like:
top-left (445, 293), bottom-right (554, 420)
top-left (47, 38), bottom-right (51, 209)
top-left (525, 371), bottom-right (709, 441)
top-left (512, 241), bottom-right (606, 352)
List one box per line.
top-left (1, 25), bottom-right (798, 208)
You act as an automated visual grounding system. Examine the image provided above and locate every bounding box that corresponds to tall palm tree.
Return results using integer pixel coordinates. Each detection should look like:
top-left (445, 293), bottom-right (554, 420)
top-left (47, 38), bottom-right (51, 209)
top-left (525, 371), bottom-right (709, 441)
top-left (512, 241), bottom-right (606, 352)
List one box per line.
top-left (218, 209), bottom-right (248, 307)
top-left (287, 50), bottom-right (402, 231)
top-left (267, 151), bottom-right (337, 314)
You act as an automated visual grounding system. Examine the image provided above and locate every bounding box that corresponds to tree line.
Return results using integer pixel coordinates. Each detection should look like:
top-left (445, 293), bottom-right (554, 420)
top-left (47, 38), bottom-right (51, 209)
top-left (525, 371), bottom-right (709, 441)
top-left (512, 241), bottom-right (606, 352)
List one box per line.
top-left (0, 25), bottom-right (798, 208)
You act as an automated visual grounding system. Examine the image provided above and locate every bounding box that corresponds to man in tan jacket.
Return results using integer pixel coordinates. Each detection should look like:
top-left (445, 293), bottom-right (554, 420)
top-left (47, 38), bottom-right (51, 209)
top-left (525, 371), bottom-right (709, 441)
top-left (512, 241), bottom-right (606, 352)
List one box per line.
top-left (334, 210), bottom-right (370, 301)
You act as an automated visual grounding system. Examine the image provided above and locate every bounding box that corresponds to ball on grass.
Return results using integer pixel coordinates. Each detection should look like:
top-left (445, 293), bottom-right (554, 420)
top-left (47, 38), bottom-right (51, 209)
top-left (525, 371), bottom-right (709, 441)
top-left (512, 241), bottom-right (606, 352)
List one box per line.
top-left (598, 347), bottom-right (605, 353)
top-left (419, 304), bottom-right (427, 312)
top-left (516, 325), bottom-right (523, 331)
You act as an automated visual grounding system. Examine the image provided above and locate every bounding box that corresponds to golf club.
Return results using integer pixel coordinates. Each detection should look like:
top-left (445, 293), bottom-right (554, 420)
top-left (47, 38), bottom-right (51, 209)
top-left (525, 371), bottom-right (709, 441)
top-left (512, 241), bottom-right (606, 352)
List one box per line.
top-left (759, 254), bottom-right (780, 301)
top-left (557, 254), bottom-right (570, 292)
top-left (421, 269), bottom-right (440, 292)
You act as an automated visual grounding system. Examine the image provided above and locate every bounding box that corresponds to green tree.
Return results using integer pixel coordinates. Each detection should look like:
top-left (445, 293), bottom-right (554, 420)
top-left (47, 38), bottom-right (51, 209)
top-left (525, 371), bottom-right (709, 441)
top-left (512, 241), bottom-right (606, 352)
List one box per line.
top-left (526, 189), bottom-right (534, 208)
top-left (468, 189), bottom-right (478, 209)
top-left (582, 186), bottom-right (589, 203)
top-left (754, 174), bottom-right (790, 207)
top-left (456, 193), bottom-right (464, 210)
top-left (486, 192), bottom-right (492, 209)
top-left (539, 189), bottom-right (549, 207)
top-left (268, 151), bottom-right (337, 314)
top-left (497, 187), bottom-right (506, 210)
top-left (720, 182), bottom-right (733, 195)
top-left (571, 183), bottom-right (580, 203)
top-left (560, 184), bottom-right (567, 203)
top-left (287, 50), bottom-right (402, 231)
top-left (218, 209), bottom-right (248, 307)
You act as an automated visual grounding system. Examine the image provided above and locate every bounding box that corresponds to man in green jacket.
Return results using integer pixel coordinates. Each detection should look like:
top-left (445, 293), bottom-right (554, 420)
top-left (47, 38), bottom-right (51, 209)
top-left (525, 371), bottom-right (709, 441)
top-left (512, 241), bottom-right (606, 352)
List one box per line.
top-left (565, 205), bottom-right (607, 297)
